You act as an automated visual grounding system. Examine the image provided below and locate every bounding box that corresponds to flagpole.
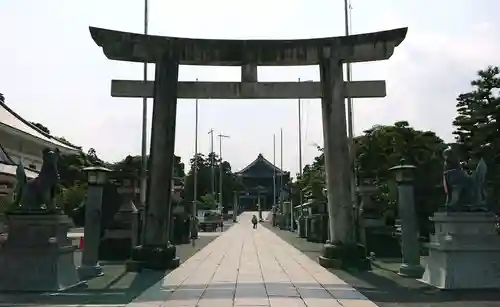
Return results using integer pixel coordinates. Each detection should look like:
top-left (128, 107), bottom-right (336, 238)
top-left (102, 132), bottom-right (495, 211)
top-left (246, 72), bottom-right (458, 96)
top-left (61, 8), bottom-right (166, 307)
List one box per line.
top-left (280, 128), bottom-right (284, 216)
top-left (139, 0), bottom-right (149, 245)
top-left (208, 129), bottom-right (215, 200)
top-left (344, 0), bottom-right (358, 237)
top-left (344, 0), bottom-right (354, 154)
top-left (297, 78), bottom-right (303, 208)
top-left (273, 134), bottom-right (276, 211)
top-left (193, 78), bottom-right (199, 216)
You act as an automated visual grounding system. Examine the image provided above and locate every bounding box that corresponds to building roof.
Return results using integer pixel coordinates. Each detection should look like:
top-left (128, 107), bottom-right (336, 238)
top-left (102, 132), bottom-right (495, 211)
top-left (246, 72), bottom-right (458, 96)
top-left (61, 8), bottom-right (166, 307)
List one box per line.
top-left (0, 144), bottom-right (14, 165)
top-left (0, 143), bottom-right (38, 179)
top-left (236, 153), bottom-right (284, 176)
top-left (0, 101), bottom-right (81, 154)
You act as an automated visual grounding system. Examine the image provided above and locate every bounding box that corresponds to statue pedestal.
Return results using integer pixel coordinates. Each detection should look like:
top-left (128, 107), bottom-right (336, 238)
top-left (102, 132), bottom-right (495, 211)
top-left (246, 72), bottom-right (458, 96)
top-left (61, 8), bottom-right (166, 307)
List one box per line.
top-left (0, 213), bottom-right (82, 292)
top-left (421, 212), bottom-right (500, 289)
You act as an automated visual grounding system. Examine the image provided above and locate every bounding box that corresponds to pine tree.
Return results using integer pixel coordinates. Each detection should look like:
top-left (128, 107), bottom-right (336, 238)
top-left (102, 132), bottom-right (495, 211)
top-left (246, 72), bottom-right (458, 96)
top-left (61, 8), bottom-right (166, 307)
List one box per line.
top-left (452, 66), bottom-right (500, 209)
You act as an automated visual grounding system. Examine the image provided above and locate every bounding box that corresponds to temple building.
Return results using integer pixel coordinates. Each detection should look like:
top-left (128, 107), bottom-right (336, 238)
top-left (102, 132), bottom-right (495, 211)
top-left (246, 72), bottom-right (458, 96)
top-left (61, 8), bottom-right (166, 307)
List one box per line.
top-left (235, 154), bottom-right (290, 211)
top-left (0, 100), bottom-right (81, 203)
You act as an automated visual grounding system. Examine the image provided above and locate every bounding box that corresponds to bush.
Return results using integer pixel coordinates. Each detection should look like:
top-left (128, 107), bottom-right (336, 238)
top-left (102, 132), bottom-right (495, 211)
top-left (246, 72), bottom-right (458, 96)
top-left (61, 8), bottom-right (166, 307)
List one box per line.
top-left (55, 184), bottom-right (87, 215)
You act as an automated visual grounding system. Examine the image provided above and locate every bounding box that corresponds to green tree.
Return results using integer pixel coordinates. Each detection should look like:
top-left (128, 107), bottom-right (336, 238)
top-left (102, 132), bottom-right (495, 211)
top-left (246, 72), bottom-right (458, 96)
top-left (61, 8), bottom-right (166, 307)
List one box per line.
top-left (109, 154), bottom-right (185, 183)
top-left (183, 153), bottom-right (212, 203)
top-left (55, 183), bottom-right (87, 215)
top-left (58, 151), bottom-right (101, 187)
top-left (56, 150), bottom-right (104, 213)
top-left (30, 122), bottom-right (50, 134)
top-left (198, 193), bottom-right (217, 210)
top-left (293, 122), bottom-right (445, 235)
top-left (355, 121), bottom-right (445, 225)
top-left (452, 66), bottom-right (500, 210)
top-left (183, 152), bottom-right (243, 210)
top-left (292, 149), bottom-right (326, 207)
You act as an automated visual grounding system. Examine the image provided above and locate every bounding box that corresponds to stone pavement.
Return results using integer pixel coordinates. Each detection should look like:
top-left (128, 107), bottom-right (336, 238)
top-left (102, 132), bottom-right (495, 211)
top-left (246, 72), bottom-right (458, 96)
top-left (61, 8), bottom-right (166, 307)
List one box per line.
top-left (128, 212), bottom-right (377, 307)
top-left (263, 221), bottom-right (500, 307)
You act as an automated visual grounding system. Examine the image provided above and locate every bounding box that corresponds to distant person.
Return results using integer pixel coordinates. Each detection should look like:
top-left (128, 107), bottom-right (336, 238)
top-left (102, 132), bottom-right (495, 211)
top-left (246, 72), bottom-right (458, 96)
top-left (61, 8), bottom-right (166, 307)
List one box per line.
top-left (190, 215), bottom-right (198, 247)
top-left (252, 215), bottom-right (258, 229)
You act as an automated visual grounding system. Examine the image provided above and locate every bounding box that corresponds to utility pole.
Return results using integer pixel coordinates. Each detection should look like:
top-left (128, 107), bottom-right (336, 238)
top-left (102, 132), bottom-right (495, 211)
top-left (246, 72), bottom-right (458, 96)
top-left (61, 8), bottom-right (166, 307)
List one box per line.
top-left (139, 0), bottom-right (149, 245)
top-left (193, 79), bottom-right (199, 216)
top-left (218, 133), bottom-right (230, 214)
top-left (208, 128), bottom-right (215, 200)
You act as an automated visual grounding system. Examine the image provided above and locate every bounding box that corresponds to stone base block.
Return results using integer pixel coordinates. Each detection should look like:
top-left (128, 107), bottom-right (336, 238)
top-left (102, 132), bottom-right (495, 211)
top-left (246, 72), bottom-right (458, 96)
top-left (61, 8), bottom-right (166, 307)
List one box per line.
top-left (125, 260), bottom-right (143, 272)
top-left (0, 213), bottom-right (81, 292)
top-left (130, 244), bottom-right (180, 271)
top-left (99, 236), bottom-right (132, 260)
top-left (77, 263), bottom-right (104, 280)
top-left (421, 211), bottom-right (500, 289)
top-left (318, 255), bottom-right (342, 268)
top-left (398, 263), bottom-right (424, 278)
top-left (318, 243), bottom-right (371, 270)
top-left (421, 246), bottom-right (500, 289)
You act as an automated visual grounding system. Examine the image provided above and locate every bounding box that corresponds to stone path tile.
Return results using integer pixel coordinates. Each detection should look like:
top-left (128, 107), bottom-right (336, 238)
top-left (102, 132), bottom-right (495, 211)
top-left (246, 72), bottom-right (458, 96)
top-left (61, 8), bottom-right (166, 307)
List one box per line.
top-left (126, 212), bottom-right (379, 307)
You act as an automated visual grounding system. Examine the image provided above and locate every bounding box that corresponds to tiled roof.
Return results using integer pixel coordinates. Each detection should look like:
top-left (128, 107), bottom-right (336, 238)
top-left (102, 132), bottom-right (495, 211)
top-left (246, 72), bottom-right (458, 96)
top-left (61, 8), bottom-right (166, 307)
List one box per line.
top-left (0, 163), bottom-right (38, 179)
top-left (0, 144), bottom-right (38, 179)
top-left (0, 144), bottom-right (14, 165)
top-left (0, 101), bottom-right (80, 154)
top-left (236, 153), bottom-right (283, 175)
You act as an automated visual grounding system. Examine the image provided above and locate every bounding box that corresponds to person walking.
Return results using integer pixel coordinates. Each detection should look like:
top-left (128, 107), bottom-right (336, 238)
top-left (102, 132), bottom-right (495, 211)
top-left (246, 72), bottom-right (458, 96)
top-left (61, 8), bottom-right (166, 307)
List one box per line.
top-left (251, 215), bottom-right (258, 229)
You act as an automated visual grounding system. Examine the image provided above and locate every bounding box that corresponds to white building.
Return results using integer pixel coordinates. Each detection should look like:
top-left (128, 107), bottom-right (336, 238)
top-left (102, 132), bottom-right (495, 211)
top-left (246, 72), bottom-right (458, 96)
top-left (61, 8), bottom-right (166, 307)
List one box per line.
top-left (0, 100), bottom-right (80, 200)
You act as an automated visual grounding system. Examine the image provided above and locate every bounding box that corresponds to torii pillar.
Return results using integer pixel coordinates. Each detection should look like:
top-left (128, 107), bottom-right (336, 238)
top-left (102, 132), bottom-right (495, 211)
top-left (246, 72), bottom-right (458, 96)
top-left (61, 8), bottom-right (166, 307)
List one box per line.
top-left (317, 32), bottom-right (407, 269)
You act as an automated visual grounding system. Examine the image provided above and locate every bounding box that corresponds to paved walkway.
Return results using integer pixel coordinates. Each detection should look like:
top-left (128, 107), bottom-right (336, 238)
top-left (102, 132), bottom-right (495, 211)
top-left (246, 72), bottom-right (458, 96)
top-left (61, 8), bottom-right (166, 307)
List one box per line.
top-left (128, 212), bottom-right (377, 307)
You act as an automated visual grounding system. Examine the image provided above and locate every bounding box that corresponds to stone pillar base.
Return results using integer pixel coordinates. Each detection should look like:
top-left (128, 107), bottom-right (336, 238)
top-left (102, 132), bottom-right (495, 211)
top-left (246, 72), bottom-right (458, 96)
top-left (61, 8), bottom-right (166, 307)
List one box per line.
top-left (99, 236), bottom-right (133, 260)
top-left (0, 213), bottom-right (82, 292)
top-left (129, 244), bottom-right (180, 271)
top-left (77, 263), bottom-right (104, 280)
top-left (318, 242), bottom-right (371, 270)
top-left (421, 212), bottom-right (500, 289)
top-left (398, 263), bottom-right (424, 278)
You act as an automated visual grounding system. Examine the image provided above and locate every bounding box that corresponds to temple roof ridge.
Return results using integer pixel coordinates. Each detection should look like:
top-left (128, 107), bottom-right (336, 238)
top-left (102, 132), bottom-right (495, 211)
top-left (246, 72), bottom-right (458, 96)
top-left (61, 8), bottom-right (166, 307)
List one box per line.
top-left (0, 143), bottom-right (15, 165)
top-left (236, 153), bottom-right (284, 175)
top-left (0, 100), bottom-right (81, 154)
top-left (0, 142), bottom-right (39, 179)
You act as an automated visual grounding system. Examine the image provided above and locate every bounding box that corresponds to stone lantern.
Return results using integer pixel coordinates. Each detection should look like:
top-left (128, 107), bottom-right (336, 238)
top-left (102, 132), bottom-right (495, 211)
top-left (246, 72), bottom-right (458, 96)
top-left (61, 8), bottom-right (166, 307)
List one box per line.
top-left (98, 173), bottom-right (138, 260)
top-left (389, 163), bottom-right (424, 278)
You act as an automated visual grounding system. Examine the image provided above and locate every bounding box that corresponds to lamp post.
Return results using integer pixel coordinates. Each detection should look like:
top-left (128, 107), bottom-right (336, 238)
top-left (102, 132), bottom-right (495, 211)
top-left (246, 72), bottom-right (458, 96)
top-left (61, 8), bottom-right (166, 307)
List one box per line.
top-left (389, 162), bottom-right (424, 278)
top-left (78, 166), bottom-right (112, 280)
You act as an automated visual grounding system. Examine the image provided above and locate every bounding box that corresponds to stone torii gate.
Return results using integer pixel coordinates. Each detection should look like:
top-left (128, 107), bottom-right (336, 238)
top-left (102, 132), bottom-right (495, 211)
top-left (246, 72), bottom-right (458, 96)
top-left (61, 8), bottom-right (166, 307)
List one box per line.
top-left (89, 26), bottom-right (407, 270)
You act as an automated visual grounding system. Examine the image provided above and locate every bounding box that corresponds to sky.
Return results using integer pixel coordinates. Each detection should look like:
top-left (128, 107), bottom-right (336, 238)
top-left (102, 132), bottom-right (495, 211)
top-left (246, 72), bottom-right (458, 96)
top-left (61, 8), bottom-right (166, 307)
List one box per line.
top-left (1, 0), bottom-right (499, 176)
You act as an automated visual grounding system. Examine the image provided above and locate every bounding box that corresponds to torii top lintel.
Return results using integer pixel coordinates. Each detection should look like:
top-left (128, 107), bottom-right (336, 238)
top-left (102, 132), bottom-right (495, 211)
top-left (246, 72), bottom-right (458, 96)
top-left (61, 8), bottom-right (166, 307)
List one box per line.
top-left (89, 27), bottom-right (407, 66)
